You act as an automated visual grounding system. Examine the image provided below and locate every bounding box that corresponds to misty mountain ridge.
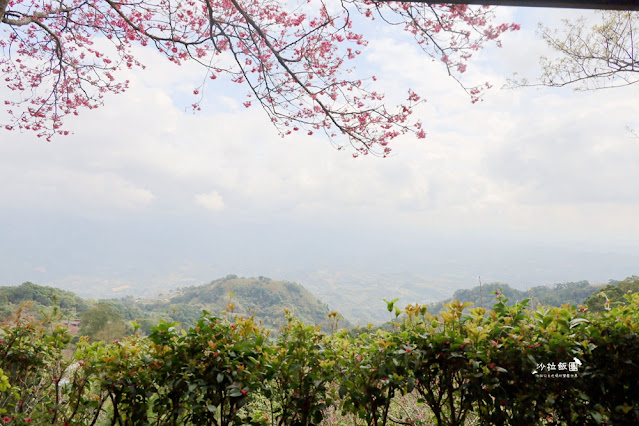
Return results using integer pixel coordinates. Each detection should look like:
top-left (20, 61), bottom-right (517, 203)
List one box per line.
top-left (165, 274), bottom-right (347, 330)
top-left (0, 275), bottom-right (346, 333)
top-left (3, 275), bottom-right (637, 330)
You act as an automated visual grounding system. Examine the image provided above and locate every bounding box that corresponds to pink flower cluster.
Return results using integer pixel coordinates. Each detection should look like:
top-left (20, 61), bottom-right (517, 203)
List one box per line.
top-left (1, 0), bottom-right (518, 154)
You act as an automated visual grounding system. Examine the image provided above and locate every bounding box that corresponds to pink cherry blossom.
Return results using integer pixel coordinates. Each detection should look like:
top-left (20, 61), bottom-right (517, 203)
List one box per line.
top-left (0, 0), bottom-right (518, 155)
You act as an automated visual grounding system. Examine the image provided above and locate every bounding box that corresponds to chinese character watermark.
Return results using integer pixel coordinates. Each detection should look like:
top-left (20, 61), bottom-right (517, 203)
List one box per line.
top-left (532, 357), bottom-right (581, 378)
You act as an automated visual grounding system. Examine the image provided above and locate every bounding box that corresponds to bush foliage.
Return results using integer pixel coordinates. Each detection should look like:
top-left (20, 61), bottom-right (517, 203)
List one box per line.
top-left (1, 292), bottom-right (638, 425)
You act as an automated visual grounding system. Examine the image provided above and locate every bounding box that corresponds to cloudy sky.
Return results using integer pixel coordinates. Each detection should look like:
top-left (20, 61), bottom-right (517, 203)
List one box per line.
top-left (1, 4), bottom-right (638, 301)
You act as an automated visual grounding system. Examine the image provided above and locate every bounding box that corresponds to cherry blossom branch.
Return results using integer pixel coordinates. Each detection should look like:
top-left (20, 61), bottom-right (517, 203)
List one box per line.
top-left (228, 0), bottom-right (376, 150)
top-left (1, 0), bottom-right (518, 155)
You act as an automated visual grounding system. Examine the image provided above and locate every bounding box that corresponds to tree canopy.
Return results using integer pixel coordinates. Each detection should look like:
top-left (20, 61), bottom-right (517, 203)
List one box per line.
top-left (1, 0), bottom-right (518, 155)
top-left (428, 280), bottom-right (602, 313)
top-left (584, 275), bottom-right (639, 313)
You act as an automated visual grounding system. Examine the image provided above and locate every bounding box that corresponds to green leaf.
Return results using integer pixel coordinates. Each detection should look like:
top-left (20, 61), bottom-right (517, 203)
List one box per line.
top-left (569, 318), bottom-right (590, 329)
top-left (383, 298), bottom-right (400, 313)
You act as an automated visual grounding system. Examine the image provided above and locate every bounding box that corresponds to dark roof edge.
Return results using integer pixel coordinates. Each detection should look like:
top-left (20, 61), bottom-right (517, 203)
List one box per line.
top-left (379, 1), bottom-right (639, 11)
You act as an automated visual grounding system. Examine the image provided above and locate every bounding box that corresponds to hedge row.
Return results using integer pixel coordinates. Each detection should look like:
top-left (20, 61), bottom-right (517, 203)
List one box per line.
top-left (1, 293), bottom-right (638, 425)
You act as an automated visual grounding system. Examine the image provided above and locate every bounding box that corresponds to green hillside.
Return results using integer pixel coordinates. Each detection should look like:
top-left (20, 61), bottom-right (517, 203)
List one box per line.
top-left (428, 280), bottom-right (605, 314)
top-left (0, 281), bottom-right (91, 320)
top-left (0, 276), bottom-right (348, 337)
top-left (168, 275), bottom-right (346, 331)
top-left (5, 275), bottom-right (637, 340)
top-left (584, 275), bottom-right (639, 313)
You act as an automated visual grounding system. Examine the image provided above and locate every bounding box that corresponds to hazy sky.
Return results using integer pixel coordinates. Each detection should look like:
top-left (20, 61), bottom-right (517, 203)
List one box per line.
top-left (1, 5), bottom-right (638, 300)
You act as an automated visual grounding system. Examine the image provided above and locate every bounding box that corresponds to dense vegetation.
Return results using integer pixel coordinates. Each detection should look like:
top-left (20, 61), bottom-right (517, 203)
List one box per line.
top-left (0, 282), bottom-right (90, 321)
top-left (1, 289), bottom-right (638, 425)
top-left (4, 275), bottom-right (639, 344)
top-left (169, 275), bottom-right (341, 331)
top-left (0, 276), bottom-right (340, 339)
top-left (428, 280), bottom-right (604, 314)
top-left (583, 275), bottom-right (639, 313)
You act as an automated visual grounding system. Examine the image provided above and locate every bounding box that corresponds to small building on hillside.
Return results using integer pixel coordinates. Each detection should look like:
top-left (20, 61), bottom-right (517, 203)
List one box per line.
top-left (65, 318), bottom-right (81, 335)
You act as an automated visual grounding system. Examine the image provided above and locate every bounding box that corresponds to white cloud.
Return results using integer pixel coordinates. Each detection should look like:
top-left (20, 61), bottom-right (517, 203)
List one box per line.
top-left (2, 6), bottom-right (639, 291)
top-left (0, 160), bottom-right (155, 214)
top-left (195, 191), bottom-right (225, 211)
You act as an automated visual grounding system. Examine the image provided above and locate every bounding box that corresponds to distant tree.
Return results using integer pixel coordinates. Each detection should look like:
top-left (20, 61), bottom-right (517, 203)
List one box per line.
top-left (92, 321), bottom-right (128, 342)
top-left (0, 302), bottom-right (12, 322)
top-left (79, 303), bottom-right (128, 341)
top-left (163, 303), bottom-right (203, 325)
top-left (431, 280), bottom-right (601, 313)
top-left (137, 316), bottom-right (160, 335)
top-left (0, 282), bottom-right (90, 312)
top-left (97, 299), bottom-right (145, 320)
top-left (585, 275), bottom-right (639, 313)
top-left (429, 282), bottom-right (519, 313)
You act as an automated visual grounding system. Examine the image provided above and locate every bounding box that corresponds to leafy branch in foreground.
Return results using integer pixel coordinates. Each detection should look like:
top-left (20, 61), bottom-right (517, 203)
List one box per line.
top-left (2, 290), bottom-right (638, 425)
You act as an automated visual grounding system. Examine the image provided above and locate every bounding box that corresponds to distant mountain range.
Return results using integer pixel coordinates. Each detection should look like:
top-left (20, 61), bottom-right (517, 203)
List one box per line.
top-left (2, 275), bottom-right (637, 335)
top-left (166, 274), bottom-right (349, 330)
top-left (0, 275), bottom-right (348, 333)
top-left (428, 280), bottom-right (603, 314)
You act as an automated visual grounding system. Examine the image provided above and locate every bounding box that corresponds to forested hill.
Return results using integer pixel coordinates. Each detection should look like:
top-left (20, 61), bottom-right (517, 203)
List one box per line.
top-left (583, 275), bottom-right (639, 313)
top-left (3, 276), bottom-right (639, 340)
top-left (428, 280), bottom-right (605, 314)
top-left (165, 275), bottom-right (346, 330)
top-left (0, 281), bottom-right (91, 319)
top-left (0, 276), bottom-right (348, 337)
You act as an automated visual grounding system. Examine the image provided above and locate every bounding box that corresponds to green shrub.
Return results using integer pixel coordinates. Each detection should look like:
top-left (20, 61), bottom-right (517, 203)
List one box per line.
top-left (2, 293), bottom-right (639, 425)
